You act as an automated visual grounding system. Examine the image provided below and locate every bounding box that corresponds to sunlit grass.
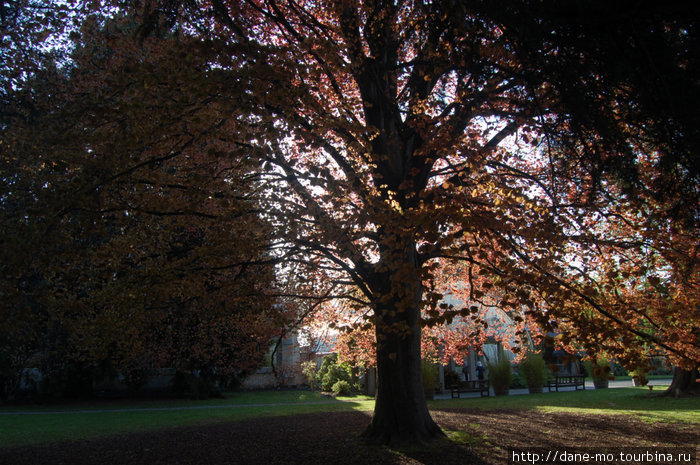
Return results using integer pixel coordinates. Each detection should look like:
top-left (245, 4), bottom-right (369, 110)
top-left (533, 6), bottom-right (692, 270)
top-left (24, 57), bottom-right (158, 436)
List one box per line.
top-left (430, 386), bottom-right (700, 424)
top-left (0, 392), bottom-right (374, 448)
top-left (0, 390), bottom-right (367, 412)
top-left (444, 429), bottom-right (487, 446)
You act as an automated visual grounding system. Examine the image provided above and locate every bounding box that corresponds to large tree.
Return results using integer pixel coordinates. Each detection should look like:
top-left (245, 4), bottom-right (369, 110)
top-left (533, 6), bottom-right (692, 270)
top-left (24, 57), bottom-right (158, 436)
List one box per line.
top-left (171, 0), bottom-right (696, 442)
top-left (4, 0), bottom-right (698, 439)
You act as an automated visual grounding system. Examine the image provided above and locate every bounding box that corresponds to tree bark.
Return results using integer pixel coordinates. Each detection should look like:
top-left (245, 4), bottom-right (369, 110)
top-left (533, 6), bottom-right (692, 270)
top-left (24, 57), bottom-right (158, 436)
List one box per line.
top-left (362, 236), bottom-right (444, 445)
top-left (662, 366), bottom-right (700, 397)
top-left (362, 326), bottom-right (444, 445)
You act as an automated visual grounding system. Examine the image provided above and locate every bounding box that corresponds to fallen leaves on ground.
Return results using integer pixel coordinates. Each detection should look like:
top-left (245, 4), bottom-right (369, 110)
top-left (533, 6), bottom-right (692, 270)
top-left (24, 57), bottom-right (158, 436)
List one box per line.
top-left (0, 409), bottom-right (695, 465)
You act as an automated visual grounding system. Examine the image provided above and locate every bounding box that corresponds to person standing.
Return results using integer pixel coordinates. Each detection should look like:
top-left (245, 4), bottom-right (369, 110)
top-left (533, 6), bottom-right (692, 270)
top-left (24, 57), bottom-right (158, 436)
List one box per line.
top-left (476, 361), bottom-right (486, 380)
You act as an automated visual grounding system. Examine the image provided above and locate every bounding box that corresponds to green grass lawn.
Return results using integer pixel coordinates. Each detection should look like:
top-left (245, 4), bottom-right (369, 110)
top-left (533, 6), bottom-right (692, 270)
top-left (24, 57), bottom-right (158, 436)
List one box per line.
top-left (430, 385), bottom-right (699, 424)
top-left (0, 391), bottom-right (375, 448)
top-left (1, 387), bottom-right (696, 449)
top-left (0, 390), bottom-right (359, 412)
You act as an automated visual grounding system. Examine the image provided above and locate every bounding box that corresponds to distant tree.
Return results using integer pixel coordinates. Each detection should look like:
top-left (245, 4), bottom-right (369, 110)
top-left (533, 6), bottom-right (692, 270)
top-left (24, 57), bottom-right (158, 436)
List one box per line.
top-left (0, 14), bottom-right (289, 396)
top-left (314, 258), bottom-right (541, 370)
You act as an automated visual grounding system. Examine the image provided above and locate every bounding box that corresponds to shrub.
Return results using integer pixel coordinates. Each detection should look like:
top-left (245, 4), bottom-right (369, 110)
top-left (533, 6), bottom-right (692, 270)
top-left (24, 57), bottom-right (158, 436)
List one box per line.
top-left (171, 371), bottom-right (222, 399)
top-left (421, 360), bottom-right (438, 397)
top-left (519, 352), bottom-right (549, 389)
top-left (510, 373), bottom-right (527, 389)
top-left (612, 361), bottom-right (627, 377)
top-left (316, 354), bottom-right (337, 387)
top-left (37, 363), bottom-right (95, 400)
top-left (321, 364), bottom-right (351, 391)
top-left (444, 369), bottom-right (460, 388)
top-left (584, 359), bottom-right (614, 381)
top-left (331, 379), bottom-right (353, 395)
top-left (316, 354), bottom-right (356, 392)
top-left (629, 368), bottom-right (649, 386)
top-left (300, 361), bottom-right (318, 390)
top-left (488, 351), bottom-right (512, 394)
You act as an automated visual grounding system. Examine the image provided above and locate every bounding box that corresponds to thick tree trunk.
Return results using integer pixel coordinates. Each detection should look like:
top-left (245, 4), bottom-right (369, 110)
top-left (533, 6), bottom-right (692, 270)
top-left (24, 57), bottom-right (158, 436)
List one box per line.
top-left (362, 237), bottom-right (444, 445)
top-left (662, 366), bottom-right (700, 397)
top-left (362, 317), bottom-right (444, 445)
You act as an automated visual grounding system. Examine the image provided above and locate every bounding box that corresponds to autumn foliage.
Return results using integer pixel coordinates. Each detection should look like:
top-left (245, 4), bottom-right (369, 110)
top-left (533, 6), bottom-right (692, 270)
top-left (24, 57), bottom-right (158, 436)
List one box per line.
top-left (1, 0), bottom-right (698, 440)
top-left (1, 15), bottom-right (289, 396)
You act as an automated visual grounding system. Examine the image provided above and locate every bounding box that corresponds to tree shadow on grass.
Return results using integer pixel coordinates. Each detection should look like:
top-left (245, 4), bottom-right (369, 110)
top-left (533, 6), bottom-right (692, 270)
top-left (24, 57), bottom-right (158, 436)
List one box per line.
top-left (0, 408), bottom-right (695, 465)
top-left (383, 432), bottom-right (494, 465)
top-left (430, 407), bottom-right (696, 461)
top-left (0, 411), bottom-right (483, 465)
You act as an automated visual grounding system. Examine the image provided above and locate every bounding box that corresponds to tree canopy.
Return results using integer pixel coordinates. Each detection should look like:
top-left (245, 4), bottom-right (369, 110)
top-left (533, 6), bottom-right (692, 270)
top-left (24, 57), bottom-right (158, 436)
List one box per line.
top-left (1, 12), bottom-right (289, 397)
top-left (2, 0), bottom-right (698, 440)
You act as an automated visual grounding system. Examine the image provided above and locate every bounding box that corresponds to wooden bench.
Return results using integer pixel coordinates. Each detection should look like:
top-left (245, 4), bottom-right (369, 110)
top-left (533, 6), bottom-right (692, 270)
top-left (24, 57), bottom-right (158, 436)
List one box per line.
top-left (450, 380), bottom-right (490, 398)
top-left (547, 375), bottom-right (586, 392)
